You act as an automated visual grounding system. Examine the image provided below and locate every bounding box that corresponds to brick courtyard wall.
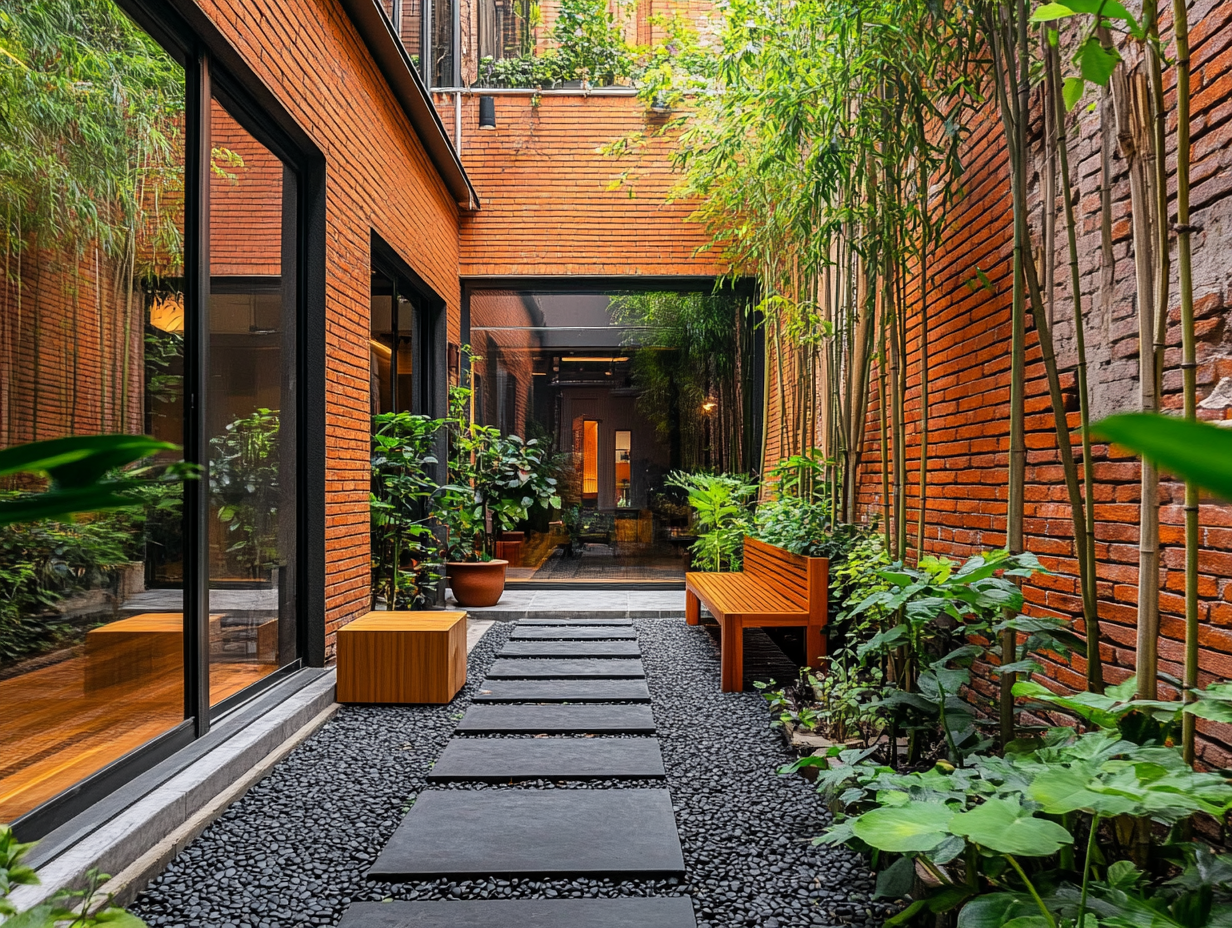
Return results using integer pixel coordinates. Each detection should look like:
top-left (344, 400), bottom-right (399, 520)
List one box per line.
top-left (761, 2), bottom-right (1232, 766)
top-left (200, 0), bottom-right (464, 657)
top-left (436, 92), bottom-right (725, 278)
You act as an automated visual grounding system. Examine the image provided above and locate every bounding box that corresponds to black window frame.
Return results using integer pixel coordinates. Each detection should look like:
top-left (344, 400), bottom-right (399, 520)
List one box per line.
top-left (11, 0), bottom-right (328, 842)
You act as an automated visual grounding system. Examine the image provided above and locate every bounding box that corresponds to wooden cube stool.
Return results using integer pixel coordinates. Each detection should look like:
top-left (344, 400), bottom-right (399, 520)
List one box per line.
top-left (336, 611), bottom-right (467, 704)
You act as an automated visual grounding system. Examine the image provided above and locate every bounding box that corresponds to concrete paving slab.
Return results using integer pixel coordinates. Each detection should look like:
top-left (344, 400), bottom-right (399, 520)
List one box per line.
top-left (426, 737), bottom-right (664, 781)
top-left (519, 618), bottom-right (633, 626)
top-left (368, 789), bottom-right (685, 879)
top-left (338, 897), bottom-right (697, 927)
top-left (485, 659), bottom-right (645, 679)
top-left (455, 704), bottom-right (656, 734)
top-left (510, 626), bottom-right (638, 639)
top-left (499, 640), bottom-right (641, 659)
top-left (471, 679), bottom-right (651, 702)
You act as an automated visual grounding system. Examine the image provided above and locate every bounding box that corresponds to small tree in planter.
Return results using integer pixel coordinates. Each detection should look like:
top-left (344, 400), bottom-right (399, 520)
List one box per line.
top-left (435, 382), bottom-right (561, 606)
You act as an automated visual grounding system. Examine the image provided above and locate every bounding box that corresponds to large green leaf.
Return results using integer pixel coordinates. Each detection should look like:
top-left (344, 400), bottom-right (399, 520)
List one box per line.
top-left (1091, 413), bottom-right (1232, 502)
top-left (957, 893), bottom-right (1041, 928)
top-left (850, 800), bottom-right (955, 853)
top-left (1028, 767), bottom-right (1136, 816)
top-left (0, 435), bottom-right (176, 488)
top-left (949, 798), bottom-right (1072, 857)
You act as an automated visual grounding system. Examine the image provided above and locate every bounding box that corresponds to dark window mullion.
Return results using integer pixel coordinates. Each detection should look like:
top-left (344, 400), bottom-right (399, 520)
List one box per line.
top-left (183, 49), bottom-right (212, 736)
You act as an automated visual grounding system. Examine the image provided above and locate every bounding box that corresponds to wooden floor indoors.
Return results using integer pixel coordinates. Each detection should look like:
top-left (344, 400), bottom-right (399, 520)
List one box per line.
top-left (0, 655), bottom-right (272, 821)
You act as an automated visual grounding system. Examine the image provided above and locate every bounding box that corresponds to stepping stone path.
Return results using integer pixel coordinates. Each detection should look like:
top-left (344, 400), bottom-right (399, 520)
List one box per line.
top-left (345, 617), bottom-right (695, 927)
top-left (519, 617), bottom-right (633, 626)
top-left (510, 625), bottom-right (639, 639)
top-left (426, 737), bottom-right (665, 782)
top-left (455, 703), bottom-right (657, 733)
top-left (471, 678), bottom-right (652, 702)
top-left (498, 639), bottom-right (642, 658)
top-left (339, 897), bottom-right (697, 927)
top-left (486, 657), bottom-right (645, 678)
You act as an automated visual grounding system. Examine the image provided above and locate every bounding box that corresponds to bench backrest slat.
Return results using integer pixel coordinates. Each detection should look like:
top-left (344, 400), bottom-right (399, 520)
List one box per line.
top-left (742, 536), bottom-right (827, 620)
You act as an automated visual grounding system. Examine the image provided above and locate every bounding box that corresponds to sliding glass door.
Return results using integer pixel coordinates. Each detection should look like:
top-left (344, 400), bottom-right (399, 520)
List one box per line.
top-left (0, 0), bottom-right (306, 836)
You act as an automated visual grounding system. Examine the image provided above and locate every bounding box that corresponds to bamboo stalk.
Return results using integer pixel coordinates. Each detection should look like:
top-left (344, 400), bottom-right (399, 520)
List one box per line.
top-left (1172, 0), bottom-right (1199, 767)
top-left (1048, 39), bottom-right (1098, 706)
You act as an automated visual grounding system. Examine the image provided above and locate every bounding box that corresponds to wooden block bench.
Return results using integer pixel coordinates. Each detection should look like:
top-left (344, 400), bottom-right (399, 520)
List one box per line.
top-left (336, 611), bottom-right (467, 704)
top-left (685, 537), bottom-right (828, 692)
top-left (85, 612), bottom-right (221, 692)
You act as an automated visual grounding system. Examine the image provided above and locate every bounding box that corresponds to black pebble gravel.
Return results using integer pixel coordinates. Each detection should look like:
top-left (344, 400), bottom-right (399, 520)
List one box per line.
top-left (131, 618), bottom-right (893, 928)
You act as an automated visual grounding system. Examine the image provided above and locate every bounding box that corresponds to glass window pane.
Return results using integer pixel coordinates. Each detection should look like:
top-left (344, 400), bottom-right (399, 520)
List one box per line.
top-left (0, 1), bottom-right (185, 820)
top-left (207, 100), bottom-right (297, 705)
top-left (615, 430), bottom-right (631, 508)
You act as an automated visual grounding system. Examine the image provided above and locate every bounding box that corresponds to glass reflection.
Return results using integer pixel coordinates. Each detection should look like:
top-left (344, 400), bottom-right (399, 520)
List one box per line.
top-left (0, 0), bottom-right (186, 821)
top-left (206, 102), bottom-right (297, 704)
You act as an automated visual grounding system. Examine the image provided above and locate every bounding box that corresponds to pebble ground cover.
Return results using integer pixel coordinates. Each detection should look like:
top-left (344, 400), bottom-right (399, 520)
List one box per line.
top-left (132, 619), bottom-right (891, 928)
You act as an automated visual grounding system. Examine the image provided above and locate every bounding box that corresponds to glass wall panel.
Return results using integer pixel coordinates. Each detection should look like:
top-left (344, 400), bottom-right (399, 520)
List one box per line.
top-left (468, 288), bottom-right (756, 582)
top-left (0, 1), bottom-right (186, 821)
top-left (370, 270), bottom-right (416, 416)
top-left (207, 101), bottom-right (297, 705)
top-left (431, 0), bottom-right (456, 86)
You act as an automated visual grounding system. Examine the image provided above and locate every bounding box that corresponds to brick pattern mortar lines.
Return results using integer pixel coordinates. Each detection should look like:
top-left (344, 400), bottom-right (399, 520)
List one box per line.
top-left (763, 1), bottom-right (1232, 766)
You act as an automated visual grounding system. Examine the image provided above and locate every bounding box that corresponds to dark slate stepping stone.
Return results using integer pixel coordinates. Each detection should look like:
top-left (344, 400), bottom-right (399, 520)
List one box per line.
top-left (511, 626), bottom-right (638, 640)
top-left (472, 679), bottom-right (652, 702)
top-left (500, 640), bottom-right (641, 659)
top-left (455, 704), bottom-right (656, 734)
top-left (519, 617), bottom-right (633, 626)
top-left (486, 658), bottom-right (645, 679)
top-left (426, 737), bottom-right (664, 781)
top-left (338, 897), bottom-right (697, 927)
top-left (368, 789), bottom-right (685, 879)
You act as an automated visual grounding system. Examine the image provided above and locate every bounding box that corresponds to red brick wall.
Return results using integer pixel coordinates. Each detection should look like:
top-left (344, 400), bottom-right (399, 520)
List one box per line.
top-left (210, 103), bottom-right (283, 277)
top-left (0, 247), bottom-right (145, 451)
top-left (200, 0), bottom-right (463, 656)
top-left (762, 1), bottom-right (1232, 766)
top-left (437, 92), bottom-right (724, 278)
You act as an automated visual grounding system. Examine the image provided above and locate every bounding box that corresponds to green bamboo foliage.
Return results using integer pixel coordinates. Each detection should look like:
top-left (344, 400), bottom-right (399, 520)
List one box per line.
top-left (674, 0), bottom-right (978, 554)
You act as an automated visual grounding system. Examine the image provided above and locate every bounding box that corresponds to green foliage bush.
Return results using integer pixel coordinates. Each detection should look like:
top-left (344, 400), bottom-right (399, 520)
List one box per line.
top-left (0, 507), bottom-right (140, 662)
top-left (371, 411), bottom-right (443, 610)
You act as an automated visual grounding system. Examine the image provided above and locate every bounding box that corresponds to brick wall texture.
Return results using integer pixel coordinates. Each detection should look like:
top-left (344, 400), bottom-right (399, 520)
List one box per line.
top-left (437, 92), bottom-right (725, 278)
top-left (762, 0), bottom-right (1232, 765)
top-left (199, 0), bottom-right (464, 656)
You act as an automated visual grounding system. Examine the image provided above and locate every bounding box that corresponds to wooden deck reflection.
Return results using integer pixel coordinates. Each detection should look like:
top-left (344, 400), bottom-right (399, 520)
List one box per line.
top-left (0, 643), bottom-right (273, 821)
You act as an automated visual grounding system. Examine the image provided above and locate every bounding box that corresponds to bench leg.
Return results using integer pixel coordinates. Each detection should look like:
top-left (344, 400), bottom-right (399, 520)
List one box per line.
top-left (720, 616), bottom-right (744, 693)
top-left (807, 622), bottom-right (827, 669)
top-left (686, 588), bottom-right (700, 626)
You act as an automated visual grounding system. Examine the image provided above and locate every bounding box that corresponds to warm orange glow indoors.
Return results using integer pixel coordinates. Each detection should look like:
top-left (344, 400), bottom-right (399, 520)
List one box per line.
top-left (582, 420), bottom-right (598, 497)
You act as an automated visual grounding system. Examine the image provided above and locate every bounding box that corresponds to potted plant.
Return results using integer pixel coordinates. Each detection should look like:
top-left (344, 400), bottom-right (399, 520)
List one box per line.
top-left (435, 381), bottom-right (561, 606)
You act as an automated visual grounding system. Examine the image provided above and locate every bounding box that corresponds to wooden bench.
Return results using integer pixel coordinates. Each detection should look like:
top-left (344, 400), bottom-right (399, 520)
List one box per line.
top-left (685, 537), bottom-right (828, 692)
top-left (84, 612), bottom-right (222, 692)
top-left (336, 611), bottom-right (467, 704)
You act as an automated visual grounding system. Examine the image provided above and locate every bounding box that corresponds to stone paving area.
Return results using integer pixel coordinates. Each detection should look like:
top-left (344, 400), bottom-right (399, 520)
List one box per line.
top-left (131, 617), bottom-right (890, 928)
top-left (445, 590), bottom-right (686, 619)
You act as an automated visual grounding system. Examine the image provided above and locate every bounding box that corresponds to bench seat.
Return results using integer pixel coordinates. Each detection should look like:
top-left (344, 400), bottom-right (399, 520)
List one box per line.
top-left (685, 538), bottom-right (827, 692)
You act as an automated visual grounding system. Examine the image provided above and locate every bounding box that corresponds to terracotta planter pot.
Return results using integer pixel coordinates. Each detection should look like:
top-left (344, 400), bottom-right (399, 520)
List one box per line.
top-left (446, 559), bottom-right (508, 607)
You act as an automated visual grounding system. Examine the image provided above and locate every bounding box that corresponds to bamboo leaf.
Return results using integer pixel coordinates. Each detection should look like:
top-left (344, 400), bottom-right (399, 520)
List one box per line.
top-left (1091, 413), bottom-right (1232, 501)
top-left (1063, 77), bottom-right (1086, 111)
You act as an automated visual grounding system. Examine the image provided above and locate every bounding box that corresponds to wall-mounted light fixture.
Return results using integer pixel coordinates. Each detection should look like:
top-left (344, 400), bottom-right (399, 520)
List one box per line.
top-left (701, 400), bottom-right (717, 413)
top-left (479, 95), bottom-right (497, 130)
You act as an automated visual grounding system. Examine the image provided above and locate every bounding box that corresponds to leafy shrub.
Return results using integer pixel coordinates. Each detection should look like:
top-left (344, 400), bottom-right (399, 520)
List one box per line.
top-left (795, 726), bottom-right (1232, 928)
top-left (371, 411), bottom-right (443, 610)
top-left (209, 408), bottom-right (281, 578)
top-left (0, 507), bottom-right (141, 662)
top-left (664, 471), bottom-right (756, 571)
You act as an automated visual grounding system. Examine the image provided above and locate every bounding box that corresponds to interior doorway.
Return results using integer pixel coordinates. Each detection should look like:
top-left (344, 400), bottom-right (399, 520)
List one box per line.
top-left (465, 285), bottom-right (761, 584)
